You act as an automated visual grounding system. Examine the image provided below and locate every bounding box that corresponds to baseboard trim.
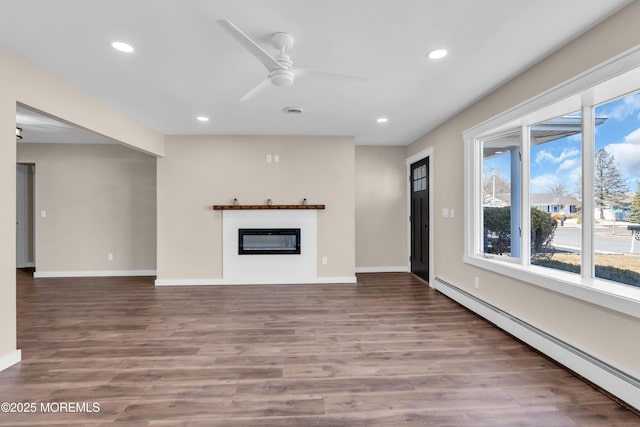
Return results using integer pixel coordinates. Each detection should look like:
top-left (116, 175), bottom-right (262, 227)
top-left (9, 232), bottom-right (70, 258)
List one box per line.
top-left (0, 350), bottom-right (21, 372)
top-left (155, 276), bottom-right (358, 286)
top-left (34, 270), bottom-right (157, 278)
top-left (355, 266), bottom-right (409, 273)
top-left (433, 276), bottom-right (640, 411)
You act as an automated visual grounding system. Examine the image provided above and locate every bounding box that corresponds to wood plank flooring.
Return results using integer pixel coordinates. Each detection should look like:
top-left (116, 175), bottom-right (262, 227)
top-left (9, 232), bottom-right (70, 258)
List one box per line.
top-left (0, 270), bottom-right (637, 425)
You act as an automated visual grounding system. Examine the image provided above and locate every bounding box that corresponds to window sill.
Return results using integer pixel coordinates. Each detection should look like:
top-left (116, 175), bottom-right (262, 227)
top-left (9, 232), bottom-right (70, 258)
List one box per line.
top-left (464, 254), bottom-right (640, 319)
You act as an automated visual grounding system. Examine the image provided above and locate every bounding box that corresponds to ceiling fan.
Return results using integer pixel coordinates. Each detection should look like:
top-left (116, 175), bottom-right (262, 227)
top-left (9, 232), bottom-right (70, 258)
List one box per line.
top-left (217, 19), bottom-right (370, 101)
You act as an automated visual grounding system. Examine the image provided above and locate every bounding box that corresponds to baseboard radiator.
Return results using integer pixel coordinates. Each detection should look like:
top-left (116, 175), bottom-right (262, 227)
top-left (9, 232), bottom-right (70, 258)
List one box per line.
top-left (433, 276), bottom-right (640, 411)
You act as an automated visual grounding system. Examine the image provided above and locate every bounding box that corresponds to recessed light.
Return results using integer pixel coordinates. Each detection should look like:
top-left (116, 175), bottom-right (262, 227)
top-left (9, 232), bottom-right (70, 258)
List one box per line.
top-left (376, 117), bottom-right (388, 124)
top-left (197, 116), bottom-right (210, 122)
top-left (283, 107), bottom-right (303, 114)
top-left (111, 41), bottom-right (134, 53)
top-left (427, 49), bottom-right (448, 60)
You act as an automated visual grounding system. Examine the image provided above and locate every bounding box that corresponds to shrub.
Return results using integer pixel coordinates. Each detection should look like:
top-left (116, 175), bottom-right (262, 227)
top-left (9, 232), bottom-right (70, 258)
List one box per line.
top-left (531, 208), bottom-right (557, 260)
top-left (595, 265), bottom-right (640, 287)
top-left (533, 259), bottom-right (580, 273)
top-left (483, 207), bottom-right (557, 258)
top-left (483, 207), bottom-right (511, 255)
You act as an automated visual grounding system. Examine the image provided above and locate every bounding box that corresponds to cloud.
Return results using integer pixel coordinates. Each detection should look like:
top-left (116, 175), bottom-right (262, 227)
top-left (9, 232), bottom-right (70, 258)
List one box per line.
top-left (601, 93), bottom-right (640, 121)
top-left (558, 158), bottom-right (579, 172)
top-left (535, 148), bottom-right (579, 165)
top-left (530, 174), bottom-right (558, 193)
top-left (605, 143), bottom-right (640, 184)
top-left (605, 127), bottom-right (640, 184)
top-left (568, 166), bottom-right (582, 191)
top-left (623, 127), bottom-right (640, 144)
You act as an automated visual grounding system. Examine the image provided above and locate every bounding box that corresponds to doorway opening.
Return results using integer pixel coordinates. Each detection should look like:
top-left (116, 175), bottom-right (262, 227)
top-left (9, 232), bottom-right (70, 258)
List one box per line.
top-left (16, 163), bottom-right (35, 269)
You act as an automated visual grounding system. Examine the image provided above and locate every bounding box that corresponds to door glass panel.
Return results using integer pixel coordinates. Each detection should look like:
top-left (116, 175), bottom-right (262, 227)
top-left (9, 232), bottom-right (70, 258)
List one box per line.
top-left (412, 164), bottom-right (427, 193)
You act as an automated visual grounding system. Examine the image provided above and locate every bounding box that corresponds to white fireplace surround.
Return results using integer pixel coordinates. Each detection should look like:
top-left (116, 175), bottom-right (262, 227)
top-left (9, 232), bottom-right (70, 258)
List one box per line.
top-left (222, 210), bottom-right (318, 284)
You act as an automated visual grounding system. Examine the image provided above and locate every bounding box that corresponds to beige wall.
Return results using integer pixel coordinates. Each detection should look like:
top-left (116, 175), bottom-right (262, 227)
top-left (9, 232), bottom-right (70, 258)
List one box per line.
top-left (355, 146), bottom-right (407, 270)
top-left (0, 48), bottom-right (163, 361)
top-left (1, 99), bottom-right (18, 360)
top-left (157, 135), bottom-right (355, 281)
top-left (408, 2), bottom-right (640, 376)
top-left (17, 144), bottom-right (156, 274)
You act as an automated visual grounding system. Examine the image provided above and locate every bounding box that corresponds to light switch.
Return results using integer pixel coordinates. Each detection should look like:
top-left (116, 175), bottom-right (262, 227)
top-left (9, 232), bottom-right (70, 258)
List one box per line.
top-left (441, 208), bottom-right (449, 218)
top-left (266, 154), bottom-right (272, 163)
top-left (274, 154), bottom-right (280, 163)
top-left (40, 210), bottom-right (47, 218)
top-left (450, 208), bottom-right (455, 218)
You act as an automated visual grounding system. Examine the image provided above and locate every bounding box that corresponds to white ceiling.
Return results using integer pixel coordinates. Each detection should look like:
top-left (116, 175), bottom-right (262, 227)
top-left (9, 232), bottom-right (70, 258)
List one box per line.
top-left (4, 0), bottom-right (632, 146)
top-left (16, 106), bottom-right (115, 144)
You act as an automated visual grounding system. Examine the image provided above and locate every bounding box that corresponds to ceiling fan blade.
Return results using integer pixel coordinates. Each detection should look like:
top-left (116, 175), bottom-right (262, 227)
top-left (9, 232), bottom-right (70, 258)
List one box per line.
top-left (217, 19), bottom-right (283, 72)
top-left (294, 68), bottom-right (371, 81)
top-left (240, 78), bottom-right (272, 101)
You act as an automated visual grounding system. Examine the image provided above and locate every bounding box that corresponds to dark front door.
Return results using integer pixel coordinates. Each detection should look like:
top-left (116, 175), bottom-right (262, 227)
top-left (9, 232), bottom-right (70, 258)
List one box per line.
top-left (410, 158), bottom-right (429, 281)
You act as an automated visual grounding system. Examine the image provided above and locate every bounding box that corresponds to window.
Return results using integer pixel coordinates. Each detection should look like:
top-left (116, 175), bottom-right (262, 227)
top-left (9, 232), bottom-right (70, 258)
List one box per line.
top-left (464, 50), bottom-right (640, 316)
top-left (482, 129), bottom-right (521, 260)
top-left (594, 94), bottom-right (640, 284)
top-left (529, 113), bottom-right (582, 275)
top-left (412, 163), bottom-right (427, 193)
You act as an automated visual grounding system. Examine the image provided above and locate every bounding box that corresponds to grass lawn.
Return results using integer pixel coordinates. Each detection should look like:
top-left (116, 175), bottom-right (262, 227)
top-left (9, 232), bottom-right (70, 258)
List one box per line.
top-left (552, 253), bottom-right (640, 274)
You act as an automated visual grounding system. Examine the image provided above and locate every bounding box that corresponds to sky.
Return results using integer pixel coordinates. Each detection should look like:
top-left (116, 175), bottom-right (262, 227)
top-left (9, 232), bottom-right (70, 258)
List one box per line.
top-left (485, 91), bottom-right (640, 197)
top-left (596, 92), bottom-right (640, 187)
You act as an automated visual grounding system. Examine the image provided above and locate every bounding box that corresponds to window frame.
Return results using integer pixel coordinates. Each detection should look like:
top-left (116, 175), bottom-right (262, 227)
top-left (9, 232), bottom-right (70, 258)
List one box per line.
top-left (463, 46), bottom-right (640, 319)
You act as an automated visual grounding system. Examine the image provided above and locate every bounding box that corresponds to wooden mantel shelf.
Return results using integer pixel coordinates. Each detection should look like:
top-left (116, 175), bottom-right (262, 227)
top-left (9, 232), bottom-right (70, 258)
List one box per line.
top-left (213, 204), bottom-right (325, 210)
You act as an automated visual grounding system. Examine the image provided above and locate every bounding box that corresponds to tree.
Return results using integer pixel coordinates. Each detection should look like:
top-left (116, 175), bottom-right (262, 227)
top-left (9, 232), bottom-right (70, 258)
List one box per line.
top-left (547, 182), bottom-right (568, 197)
top-left (482, 169), bottom-right (510, 206)
top-left (594, 148), bottom-right (628, 219)
top-left (629, 182), bottom-right (640, 224)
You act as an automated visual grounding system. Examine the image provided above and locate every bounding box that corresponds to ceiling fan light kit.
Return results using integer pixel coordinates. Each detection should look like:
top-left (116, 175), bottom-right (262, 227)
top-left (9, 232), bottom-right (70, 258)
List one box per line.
top-left (217, 19), bottom-right (369, 101)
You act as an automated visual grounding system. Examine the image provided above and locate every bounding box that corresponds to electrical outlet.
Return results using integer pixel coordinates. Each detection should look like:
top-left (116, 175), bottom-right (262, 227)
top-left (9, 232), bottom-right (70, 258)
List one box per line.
top-left (274, 154), bottom-right (280, 163)
top-left (108, 253), bottom-right (113, 261)
top-left (450, 208), bottom-right (455, 218)
top-left (321, 256), bottom-right (328, 265)
top-left (474, 277), bottom-right (480, 289)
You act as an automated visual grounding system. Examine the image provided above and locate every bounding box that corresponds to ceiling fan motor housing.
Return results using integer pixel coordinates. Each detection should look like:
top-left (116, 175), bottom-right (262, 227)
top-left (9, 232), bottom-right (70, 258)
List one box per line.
top-left (270, 51), bottom-right (295, 86)
top-left (270, 69), bottom-right (294, 86)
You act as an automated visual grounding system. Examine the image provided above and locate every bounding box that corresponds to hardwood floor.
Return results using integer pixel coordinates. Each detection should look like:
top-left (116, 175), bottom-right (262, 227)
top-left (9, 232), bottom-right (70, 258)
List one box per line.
top-left (0, 270), bottom-right (638, 426)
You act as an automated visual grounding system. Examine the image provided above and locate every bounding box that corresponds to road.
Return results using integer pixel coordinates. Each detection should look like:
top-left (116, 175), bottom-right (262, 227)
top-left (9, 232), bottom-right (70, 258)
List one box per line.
top-left (553, 224), bottom-right (638, 254)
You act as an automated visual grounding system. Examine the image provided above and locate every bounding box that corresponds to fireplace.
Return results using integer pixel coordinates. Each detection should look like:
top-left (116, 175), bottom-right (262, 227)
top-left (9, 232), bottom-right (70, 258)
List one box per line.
top-left (238, 228), bottom-right (301, 255)
top-left (222, 210), bottom-right (317, 284)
